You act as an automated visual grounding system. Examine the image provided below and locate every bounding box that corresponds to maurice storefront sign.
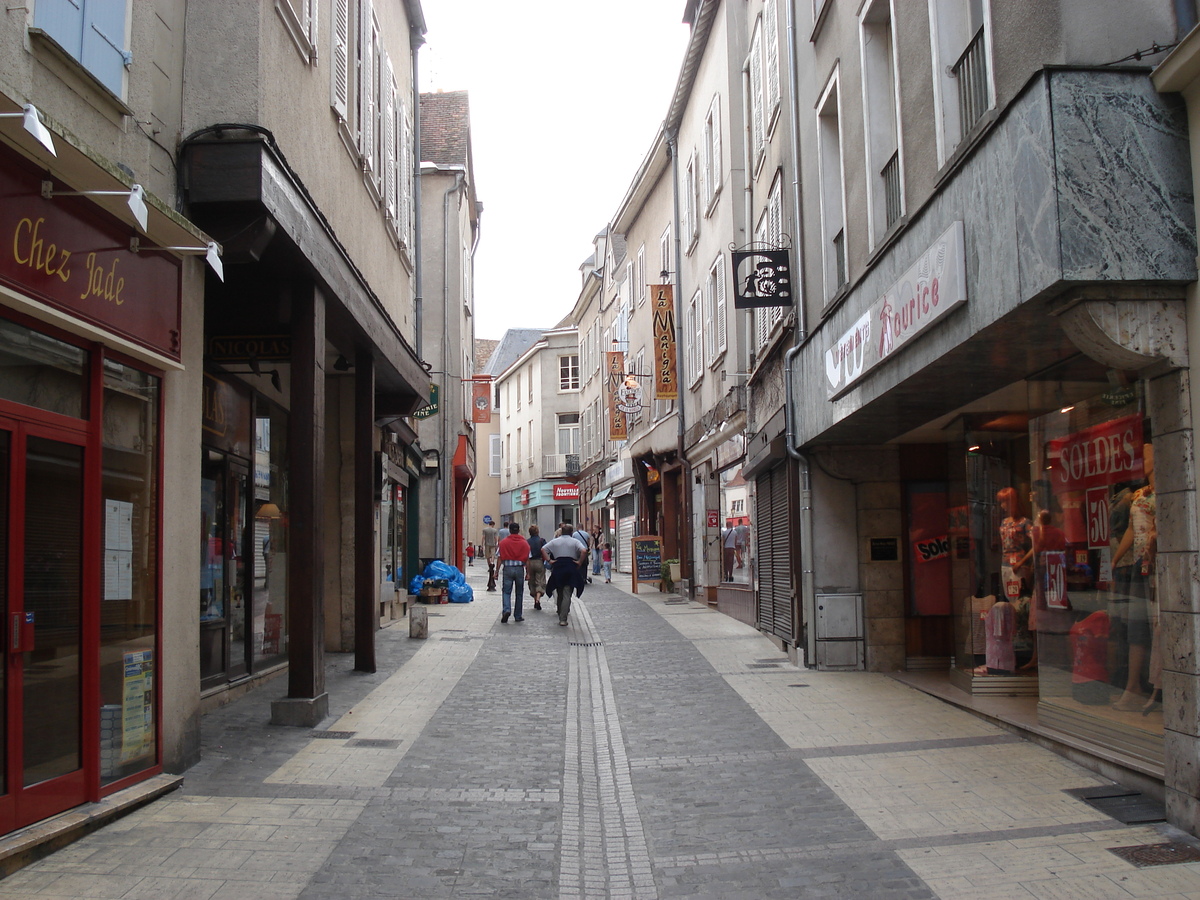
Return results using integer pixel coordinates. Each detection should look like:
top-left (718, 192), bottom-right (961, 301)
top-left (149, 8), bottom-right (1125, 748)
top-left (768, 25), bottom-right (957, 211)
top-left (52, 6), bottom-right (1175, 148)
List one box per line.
top-left (824, 221), bottom-right (966, 398)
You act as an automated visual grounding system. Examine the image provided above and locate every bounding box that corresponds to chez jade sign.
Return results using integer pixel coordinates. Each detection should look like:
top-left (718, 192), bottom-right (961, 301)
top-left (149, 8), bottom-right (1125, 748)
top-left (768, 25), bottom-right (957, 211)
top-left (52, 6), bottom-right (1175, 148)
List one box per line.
top-left (0, 157), bottom-right (182, 360)
top-left (824, 221), bottom-right (966, 398)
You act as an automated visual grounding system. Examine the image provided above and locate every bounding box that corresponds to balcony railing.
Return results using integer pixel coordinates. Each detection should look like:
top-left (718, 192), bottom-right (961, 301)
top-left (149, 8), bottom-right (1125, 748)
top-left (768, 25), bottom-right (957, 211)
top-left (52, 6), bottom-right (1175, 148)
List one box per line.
top-left (952, 26), bottom-right (988, 138)
top-left (543, 453), bottom-right (581, 478)
top-left (881, 150), bottom-right (901, 229)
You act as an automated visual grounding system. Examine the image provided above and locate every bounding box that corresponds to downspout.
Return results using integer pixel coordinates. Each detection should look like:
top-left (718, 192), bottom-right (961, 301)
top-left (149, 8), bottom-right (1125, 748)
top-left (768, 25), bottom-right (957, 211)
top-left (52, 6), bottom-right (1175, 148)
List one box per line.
top-left (666, 127), bottom-right (693, 594)
top-left (411, 27), bottom-right (424, 361)
top-left (782, 0), bottom-right (816, 667)
top-left (434, 171), bottom-right (466, 560)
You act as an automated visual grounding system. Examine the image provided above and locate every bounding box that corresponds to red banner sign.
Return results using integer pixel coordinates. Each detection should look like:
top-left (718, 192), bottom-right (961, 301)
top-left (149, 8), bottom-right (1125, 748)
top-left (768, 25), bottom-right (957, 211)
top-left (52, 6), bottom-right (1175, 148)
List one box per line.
top-left (552, 484), bottom-right (580, 500)
top-left (471, 377), bottom-right (492, 423)
top-left (651, 285), bottom-right (677, 400)
top-left (606, 351), bottom-right (627, 441)
top-left (0, 151), bottom-right (183, 359)
top-left (1046, 415), bottom-right (1144, 494)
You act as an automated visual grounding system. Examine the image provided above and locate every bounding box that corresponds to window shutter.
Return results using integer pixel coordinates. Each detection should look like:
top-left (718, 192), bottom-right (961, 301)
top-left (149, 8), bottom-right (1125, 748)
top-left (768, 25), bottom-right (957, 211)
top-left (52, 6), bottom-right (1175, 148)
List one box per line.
top-left (82, 0), bottom-right (130, 97)
top-left (704, 272), bottom-right (715, 363)
top-left (715, 258), bottom-right (727, 354)
top-left (765, 0), bottom-right (780, 113)
top-left (331, 0), bottom-right (350, 118)
top-left (711, 94), bottom-right (722, 199)
top-left (358, 0), bottom-right (374, 170)
top-left (306, 0), bottom-right (320, 46)
top-left (749, 27), bottom-right (764, 155)
top-left (384, 61), bottom-right (397, 219)
top-left (35, 0), bottom-right (84, 58)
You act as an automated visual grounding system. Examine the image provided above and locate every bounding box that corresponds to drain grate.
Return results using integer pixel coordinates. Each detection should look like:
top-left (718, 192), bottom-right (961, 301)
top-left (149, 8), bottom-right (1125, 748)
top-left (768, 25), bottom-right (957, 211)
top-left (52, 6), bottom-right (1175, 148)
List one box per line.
top-left (311, 730), bottom-right (356, 740)
top-left (788, 683), bottom-right (810, 688)
top-left (346, 738), bottom-right (401, 750)
top-left (747, 663), bottom-right (781, 669)
top-left (1065, 786), bottom-right (1166, 824)
top-left (569, 641), bottom-right (603, 648)
top-left (1109, 842), bottom-right (1200, 867)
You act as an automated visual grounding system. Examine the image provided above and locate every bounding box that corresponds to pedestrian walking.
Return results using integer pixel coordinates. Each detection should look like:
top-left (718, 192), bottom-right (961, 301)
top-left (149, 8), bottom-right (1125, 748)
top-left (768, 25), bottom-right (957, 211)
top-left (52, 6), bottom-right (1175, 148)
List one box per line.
top-left (497, 522), bottom-right (530, 623)
top-left (465, 542), bottom-right (475, 566)
top-left (481, 518), bottom-right (499, 592)
top-left (591, 525), bottom-right (604, 579)
top-left (570, 523), bottom-right (593, 583)
top-left (525, 524), bottom-right (547, 610)
top-left (543, 522), bottom-right (587, 626)
top-left (602, 542), bottom-right (613, 582)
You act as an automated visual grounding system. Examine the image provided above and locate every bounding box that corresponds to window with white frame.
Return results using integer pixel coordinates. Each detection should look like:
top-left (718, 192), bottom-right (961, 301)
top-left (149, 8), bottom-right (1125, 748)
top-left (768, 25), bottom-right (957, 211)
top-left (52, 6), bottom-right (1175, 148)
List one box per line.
top-left (277, 0), bottom-right (320, 63)
top-left (527, 366), bottom-right (533, 404)
top-left (557, 413), bottom-right (580, 456)
top-left (489, 434), bottom-right (502, 476)
top-left (748, 22), bottom-right (765, 168)
top-left (559, 354), bottom-right (580, 391)
top-left (764, 0), bottom-right (780, 132)
top-left (516, 427), bottom-right (523, 471)
top-left (817, 70), bottom-right (848, 301)
top-left (357, 1), bottom-right (377, 181)
top-left (516, 372), bottom-right (522, 410)
top-left (636, 244), bottom-right (647, 305)
top-left (504, 433), bottom-right (511, 475)
top-left (687, 290), bottom-right (703, 387)
top-left (706, 255), bottom-right (728, 365)
top-left (332, 0), bottom-right (353, 119)
top-left (683, 153), bottom-right (698, 249)
top-left (703, 94), bottom-right (722, 213)
top-left (929, 0), bottom-right (992, 164)
top-left (33, 0), bottom-right (132, 98)
top-left (861, 0), bottom-right (903, 245)
top-left (527, 418), bottom-right (534, 468)
top-left (754, 174), bottom-right (787, 350)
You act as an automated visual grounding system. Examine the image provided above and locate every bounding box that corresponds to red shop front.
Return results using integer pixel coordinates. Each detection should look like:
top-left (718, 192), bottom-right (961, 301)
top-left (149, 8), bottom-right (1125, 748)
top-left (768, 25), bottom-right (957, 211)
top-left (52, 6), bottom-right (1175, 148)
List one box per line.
top-left (0, 146), bottom-right (184, 833)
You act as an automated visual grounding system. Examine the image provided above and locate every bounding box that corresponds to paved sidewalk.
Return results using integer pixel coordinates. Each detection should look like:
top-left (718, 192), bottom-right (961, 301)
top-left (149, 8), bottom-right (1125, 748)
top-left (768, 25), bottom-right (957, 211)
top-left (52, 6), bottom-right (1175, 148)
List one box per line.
top-left (5, 564), bottom-right (1200, 898)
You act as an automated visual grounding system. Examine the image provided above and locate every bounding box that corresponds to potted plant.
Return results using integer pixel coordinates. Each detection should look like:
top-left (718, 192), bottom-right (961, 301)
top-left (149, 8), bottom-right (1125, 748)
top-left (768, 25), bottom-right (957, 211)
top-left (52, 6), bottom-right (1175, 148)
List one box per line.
top-left (660, 559), bottom-right (681, 592)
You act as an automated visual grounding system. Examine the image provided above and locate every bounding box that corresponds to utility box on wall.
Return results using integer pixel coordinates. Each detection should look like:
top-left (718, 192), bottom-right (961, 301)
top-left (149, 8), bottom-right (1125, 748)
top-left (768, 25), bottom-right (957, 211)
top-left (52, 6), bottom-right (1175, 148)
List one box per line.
top-left (815, 593), bottom-right (864, 670)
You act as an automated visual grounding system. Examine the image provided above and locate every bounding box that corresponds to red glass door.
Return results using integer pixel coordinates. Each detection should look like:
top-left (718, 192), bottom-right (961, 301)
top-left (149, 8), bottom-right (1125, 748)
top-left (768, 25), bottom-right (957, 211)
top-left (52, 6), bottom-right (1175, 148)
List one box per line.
top-left (0, 419), bottom-right (88, 832)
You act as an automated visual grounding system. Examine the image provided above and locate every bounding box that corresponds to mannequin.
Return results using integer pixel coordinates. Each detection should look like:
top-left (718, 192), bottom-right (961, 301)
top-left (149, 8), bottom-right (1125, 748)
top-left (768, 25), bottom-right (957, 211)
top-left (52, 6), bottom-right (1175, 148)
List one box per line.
top-left (1110, 443), bottom-right (1156, 712)
top-left (997, 486), bottom-right (1033, 604)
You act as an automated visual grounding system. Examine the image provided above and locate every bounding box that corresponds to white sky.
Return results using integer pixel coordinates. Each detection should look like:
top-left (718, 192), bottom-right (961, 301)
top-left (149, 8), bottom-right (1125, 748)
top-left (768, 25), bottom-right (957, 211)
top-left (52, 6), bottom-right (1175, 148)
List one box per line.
top-left (419, 1), bottom-right (692, 341)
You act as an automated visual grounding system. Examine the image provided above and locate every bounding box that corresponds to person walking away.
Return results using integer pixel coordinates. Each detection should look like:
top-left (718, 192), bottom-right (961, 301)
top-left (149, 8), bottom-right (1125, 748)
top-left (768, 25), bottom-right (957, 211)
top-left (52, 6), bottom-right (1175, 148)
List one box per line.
top-left (602, 542), bottom-right (613, 583)
top-left (466, 543), bottom-right (475, 567)
top-left (591, 526), bottom-right (604, 579)
top-left (526, 524), bottom-right (547, 611)
top-left (571, 524), bottom-right (593, 583)
top-left (497, 522), bottom-right (530, 623)
top-left (543, 523), bottom-right (587, 626)
top-left (481, 519), bottom-right (499, 592)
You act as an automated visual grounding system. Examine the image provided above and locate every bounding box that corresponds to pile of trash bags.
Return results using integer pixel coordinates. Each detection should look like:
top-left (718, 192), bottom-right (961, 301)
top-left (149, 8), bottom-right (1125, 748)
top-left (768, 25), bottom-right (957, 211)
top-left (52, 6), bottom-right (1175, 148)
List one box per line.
top-left (408, 559), bottom-right (473, 603)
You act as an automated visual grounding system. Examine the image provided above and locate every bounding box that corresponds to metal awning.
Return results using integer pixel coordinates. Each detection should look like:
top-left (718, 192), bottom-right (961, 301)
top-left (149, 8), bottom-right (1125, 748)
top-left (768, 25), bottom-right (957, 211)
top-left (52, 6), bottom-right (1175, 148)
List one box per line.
top-left (588, 488), bottom-right (612, 507)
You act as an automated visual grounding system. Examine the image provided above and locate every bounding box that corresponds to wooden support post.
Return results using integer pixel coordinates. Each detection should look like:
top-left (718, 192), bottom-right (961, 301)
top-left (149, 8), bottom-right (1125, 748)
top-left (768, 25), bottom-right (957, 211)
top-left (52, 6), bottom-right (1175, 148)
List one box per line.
top-left (354, 348), bottom-right (377, 673)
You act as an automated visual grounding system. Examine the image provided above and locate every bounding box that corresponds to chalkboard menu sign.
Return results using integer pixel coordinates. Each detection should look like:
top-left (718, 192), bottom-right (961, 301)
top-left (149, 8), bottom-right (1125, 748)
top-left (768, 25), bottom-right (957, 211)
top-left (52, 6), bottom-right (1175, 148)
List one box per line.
top-left (632, 536), bottom-right (662, 584)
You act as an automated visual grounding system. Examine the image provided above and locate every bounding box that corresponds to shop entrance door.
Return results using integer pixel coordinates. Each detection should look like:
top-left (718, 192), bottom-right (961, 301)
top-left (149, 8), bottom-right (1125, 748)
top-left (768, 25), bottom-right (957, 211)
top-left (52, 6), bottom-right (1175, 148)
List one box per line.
top-left (200, 451), bottom-right (250, 687)
top-left (0, 420), bottom-right (88, 832)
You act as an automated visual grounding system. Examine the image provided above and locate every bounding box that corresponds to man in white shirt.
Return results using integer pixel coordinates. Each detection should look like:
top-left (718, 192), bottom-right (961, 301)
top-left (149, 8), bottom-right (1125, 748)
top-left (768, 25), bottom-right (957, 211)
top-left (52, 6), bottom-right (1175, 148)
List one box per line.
top-left (543, 523), bottom-right (588, 626)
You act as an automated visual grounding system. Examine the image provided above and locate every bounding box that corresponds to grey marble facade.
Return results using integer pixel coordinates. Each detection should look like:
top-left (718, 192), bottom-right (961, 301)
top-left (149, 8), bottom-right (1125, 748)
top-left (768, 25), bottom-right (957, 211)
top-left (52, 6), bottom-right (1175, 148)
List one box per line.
top-left (792, 68), bottom-right (1195, 448)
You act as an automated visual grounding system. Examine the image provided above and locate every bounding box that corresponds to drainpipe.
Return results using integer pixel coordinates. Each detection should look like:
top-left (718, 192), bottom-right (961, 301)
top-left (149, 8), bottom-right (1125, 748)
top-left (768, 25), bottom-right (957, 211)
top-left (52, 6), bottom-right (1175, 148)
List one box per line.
top-left (434, 171), bottom-right (466, 560)
top-left (782, 0), bottom-right (816, 667)
top-left (666, 127), bottom-right (693, 592)
top-left (412, 29), bottom-right (424, 361)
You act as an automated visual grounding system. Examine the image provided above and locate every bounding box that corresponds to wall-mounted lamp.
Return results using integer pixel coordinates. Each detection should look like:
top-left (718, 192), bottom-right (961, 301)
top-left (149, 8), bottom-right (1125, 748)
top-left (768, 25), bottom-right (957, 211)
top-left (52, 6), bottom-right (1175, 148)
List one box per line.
top-left (0, 104), bottom-right (55, 156)
top-left (334, 355), bottom-right (353, 371)
top-left (130, 236), bottom-right (224, 281)
top-left (423, 450), bottom-right (440, 470)
top-left (255, 501), bottom-right (283, 519)
top-left (43, 178), bottom-right (147, 232)
top-left (223, 356), bottom-right (282, 392)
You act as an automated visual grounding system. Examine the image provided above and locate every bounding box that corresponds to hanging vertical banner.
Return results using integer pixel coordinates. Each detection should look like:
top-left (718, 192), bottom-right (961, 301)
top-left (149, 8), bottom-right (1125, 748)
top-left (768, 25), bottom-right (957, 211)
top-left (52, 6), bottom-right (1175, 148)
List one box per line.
top-left (606, 351), bottom-right (628, 441)
top-left (651, 284), bottom-right (678, 400)
top-left (471, 377), bottom-right (493, 423)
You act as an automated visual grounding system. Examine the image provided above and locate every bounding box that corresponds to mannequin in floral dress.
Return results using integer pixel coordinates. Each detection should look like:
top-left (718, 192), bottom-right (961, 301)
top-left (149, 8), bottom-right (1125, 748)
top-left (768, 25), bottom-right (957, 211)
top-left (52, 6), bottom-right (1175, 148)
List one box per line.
top-left (1111, 444), bottom-right (1156, 712)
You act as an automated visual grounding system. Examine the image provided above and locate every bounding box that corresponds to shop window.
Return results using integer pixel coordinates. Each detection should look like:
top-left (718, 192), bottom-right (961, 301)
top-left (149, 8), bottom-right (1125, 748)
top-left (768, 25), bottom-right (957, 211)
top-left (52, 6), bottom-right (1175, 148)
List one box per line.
top-left (99, 360), bottom-right (159, 785)
top-left (0, 318), bottom-right (86, 419)
top-left (719, 466), bottom-right (752, 585)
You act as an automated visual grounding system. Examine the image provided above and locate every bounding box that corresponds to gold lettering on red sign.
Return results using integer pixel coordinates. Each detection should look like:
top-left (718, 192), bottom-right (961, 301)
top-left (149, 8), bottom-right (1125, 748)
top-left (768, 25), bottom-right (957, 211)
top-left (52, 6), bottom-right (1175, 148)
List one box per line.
top-left (79, 253), bottom-right (125, 305)
top-left (12, 217), bottom-right (72, 282)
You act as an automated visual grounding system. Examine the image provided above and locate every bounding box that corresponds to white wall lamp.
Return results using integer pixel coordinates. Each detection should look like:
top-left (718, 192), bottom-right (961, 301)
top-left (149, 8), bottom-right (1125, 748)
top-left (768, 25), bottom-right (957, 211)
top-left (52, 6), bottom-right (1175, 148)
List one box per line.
top-left (42, 178), bottom-right (148, 232)
top-left (0, 104), bottom-right (56, 156)
top-left (128, 236), bottom-right (224, 281)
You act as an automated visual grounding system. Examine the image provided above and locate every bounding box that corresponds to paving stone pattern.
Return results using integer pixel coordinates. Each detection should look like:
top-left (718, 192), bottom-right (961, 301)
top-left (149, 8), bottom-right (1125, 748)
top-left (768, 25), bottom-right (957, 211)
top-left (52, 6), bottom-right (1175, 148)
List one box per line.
top-left (3, 566), bottom-right (1200, 898)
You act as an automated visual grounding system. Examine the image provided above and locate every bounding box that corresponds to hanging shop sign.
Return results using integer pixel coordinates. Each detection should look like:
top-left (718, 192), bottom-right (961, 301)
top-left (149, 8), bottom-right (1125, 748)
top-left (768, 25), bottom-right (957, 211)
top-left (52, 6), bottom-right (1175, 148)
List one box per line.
top-left (552, 484), bottom-right (580, 501)
top-left (0, 155), bottom-right (183, 359)
top-left (1045, 414), bottom-right (1144, 494)
top-left (471, 376), bottom-right (493, 423)
top-left (651, 284), bottom-right (678, 400)
top-left (520, 489), bottom-right (531, 506)
top-left (731, 248), bottom-right (792, 309)
top-left (411, 382), bottom-right (440, 419)
top-left (208, 334), bottom-right (291, 362)
top-left (614, 375), bottom-right (643, 415)
top-left (824, 221), bottom-right (966, 398)
top-left (605, 351), bottom-right (627, 441)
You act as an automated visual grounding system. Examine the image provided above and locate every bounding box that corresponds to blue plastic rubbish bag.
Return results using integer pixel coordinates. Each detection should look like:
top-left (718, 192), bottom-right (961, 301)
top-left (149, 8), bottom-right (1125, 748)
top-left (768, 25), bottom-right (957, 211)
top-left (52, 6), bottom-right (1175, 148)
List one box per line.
top-left (408, 575), bottom-right (425, 596)
top-left (448, 582), bottom-right (474, 603)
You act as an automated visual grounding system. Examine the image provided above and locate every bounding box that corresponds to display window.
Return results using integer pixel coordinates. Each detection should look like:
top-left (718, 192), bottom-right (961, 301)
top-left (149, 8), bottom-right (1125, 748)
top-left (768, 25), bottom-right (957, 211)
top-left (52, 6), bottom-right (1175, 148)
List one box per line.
top-left (718, 466), bottom-right (752, 585)
top-left (952, 358), bottom-right (1161, 760)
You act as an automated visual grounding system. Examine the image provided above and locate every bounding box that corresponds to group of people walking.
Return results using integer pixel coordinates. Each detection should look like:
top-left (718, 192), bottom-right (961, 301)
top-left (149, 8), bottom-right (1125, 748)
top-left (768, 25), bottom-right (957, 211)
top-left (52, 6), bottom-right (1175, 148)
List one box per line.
top-left (480, 521), bottom-right (613, 626)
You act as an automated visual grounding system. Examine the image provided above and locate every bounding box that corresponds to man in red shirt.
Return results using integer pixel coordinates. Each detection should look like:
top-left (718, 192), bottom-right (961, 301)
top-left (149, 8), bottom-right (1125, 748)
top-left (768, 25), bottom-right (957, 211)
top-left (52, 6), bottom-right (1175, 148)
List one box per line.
top-left (497, 522), bottom-right (530, 623)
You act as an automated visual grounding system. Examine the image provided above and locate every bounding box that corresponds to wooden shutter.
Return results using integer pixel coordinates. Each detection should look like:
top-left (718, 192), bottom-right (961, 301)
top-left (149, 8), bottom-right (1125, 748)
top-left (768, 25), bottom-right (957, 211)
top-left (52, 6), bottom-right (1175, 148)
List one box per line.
top-left (358, 0), bottom-right (374, 171)
top-left (715, 256), bottom-right (727, 354)
top-left (331, 0), bottom-right (350, 118)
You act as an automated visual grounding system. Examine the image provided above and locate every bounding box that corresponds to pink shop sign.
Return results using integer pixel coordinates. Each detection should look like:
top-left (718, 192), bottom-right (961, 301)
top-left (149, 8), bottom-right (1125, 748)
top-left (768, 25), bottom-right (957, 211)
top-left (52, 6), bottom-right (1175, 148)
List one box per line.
top-left (824, 221), bottom-right (967, 398)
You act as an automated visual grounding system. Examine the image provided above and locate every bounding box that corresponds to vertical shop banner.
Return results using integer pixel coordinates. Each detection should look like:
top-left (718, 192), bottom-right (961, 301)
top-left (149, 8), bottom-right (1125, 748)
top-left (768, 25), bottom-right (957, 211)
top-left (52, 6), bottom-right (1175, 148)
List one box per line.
top-left (651, 285), bottom-right (678, 400)
top-left (471, 377), bottom-right (493, 423)
top-left (606, 351), bottom-right (628, 440)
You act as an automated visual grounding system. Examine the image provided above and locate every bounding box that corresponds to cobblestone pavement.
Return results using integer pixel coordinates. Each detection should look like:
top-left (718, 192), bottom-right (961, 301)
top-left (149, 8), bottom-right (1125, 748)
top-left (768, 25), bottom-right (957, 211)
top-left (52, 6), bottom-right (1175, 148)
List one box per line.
top-left (5, 565), bottom-right (1200, 898)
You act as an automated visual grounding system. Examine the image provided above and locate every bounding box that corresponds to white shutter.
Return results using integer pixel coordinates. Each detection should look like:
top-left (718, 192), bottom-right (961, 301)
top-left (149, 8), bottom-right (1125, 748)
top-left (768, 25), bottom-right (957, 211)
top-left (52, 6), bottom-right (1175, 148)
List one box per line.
top-left (710, 94), bottom-right (722, 200)
top-left (765, 0), bottom-right (780, 114)
top-left (749, 26), bottom-right (764, 156)
top-left (331, 0), bottom-right (350, 117)
top-left (358, 0), bottom-right (374, 170)
top-left (704, 271), bottom-right (715, 364)
top-left (715, 257), bottom-right (727, 354)
top-left (769, 181), bottom-right (785, 328)
top-left (384, 62), bottom-right (397, 220)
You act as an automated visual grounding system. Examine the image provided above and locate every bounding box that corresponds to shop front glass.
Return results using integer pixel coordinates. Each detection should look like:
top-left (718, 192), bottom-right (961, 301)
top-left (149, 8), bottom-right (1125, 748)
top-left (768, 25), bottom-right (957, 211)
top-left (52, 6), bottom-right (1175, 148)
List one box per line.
top-left (718, 465), bottom-right (753, 585)
top-left (954, 358), bottom-right (1162, 761)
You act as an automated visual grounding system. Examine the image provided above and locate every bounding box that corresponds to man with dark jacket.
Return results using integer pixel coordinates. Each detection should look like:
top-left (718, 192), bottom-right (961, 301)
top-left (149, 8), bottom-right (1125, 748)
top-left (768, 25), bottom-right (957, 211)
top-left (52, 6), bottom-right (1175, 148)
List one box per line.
top-left (543, 523), bottom-right (587, 626)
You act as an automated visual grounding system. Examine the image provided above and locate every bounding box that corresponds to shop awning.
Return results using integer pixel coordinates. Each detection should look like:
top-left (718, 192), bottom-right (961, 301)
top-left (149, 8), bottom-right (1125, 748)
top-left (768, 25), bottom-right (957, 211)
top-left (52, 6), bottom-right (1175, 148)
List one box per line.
top-left (588, 488), bottom-right (612, 507)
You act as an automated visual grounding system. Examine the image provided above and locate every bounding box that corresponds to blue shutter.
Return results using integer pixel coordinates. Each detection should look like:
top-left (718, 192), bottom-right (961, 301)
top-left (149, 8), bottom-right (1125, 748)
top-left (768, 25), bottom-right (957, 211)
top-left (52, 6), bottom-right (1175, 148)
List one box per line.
top-left (34, 0), bottom-right (84, 58)
top-left (81, 0), bottom-right (130, 97)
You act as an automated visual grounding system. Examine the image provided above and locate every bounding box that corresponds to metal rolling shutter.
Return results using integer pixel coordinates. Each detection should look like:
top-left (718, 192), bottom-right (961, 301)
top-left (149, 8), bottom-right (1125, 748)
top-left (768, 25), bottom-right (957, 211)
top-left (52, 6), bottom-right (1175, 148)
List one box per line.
top-left (755, 463), bottom-right (794, 642)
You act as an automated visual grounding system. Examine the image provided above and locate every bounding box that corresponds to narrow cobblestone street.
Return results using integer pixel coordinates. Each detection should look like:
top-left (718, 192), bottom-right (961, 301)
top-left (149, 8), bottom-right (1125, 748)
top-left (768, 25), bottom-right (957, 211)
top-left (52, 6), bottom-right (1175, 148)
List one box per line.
top-left (6, 565), bottom-right (1200, 899)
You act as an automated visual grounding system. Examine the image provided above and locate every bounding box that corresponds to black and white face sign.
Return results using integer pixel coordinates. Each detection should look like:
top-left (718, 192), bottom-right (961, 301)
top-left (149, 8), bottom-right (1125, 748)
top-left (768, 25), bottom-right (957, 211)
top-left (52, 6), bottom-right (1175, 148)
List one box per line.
top-left (732, 249), bottom-right (792, 308)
